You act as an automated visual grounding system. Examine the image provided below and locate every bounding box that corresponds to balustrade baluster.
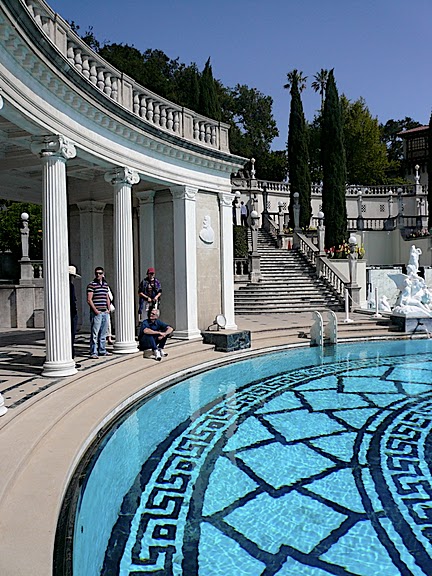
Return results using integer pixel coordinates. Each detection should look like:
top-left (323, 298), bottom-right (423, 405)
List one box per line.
top-left (82, 55), bottom-right (90, 79)
top-left (146, 99), bottom-right (154, 122)
top-left (153, 103), bottom-right (160, 125)
top-left (74, 49), bottom-right (83, 72)
top-left (167, 110), bottom-right (173, 130)
top-left (160, 108), bottom-right (167, 128)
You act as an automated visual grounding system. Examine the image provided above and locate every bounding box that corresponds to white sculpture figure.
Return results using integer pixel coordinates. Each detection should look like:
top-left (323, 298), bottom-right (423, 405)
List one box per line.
top-left (199, 215), bottom-right (214, 244)
top-left (389, 245), bottom-right (432, 318)
top-left (408, 245), bottom-right (422, 275)
top-left (379, 295), bottom-right (392, 312)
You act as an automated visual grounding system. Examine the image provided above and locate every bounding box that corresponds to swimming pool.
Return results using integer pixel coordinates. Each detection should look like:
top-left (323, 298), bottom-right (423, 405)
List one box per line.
top-left (62, 340), bottom-right (432, 575)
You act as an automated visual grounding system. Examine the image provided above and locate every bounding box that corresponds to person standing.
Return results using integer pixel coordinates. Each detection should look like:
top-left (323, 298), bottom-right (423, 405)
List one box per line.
top-left (138, 267), bottom-right (162, 320)
top-left (69, 265), bottom-right (81, 360)
top-left (240, 201), bottom-right (249, 226)
top-left (138, 308), bottom-right (173, 361)
top-left (87, 266), bottom-right (112, 359)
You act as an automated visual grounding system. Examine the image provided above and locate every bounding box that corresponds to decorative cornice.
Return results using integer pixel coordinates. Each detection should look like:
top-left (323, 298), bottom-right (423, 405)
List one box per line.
top-left (218, 191), bottom-right (235, 208)
top-left (76, 201), bottom-right (106, 214)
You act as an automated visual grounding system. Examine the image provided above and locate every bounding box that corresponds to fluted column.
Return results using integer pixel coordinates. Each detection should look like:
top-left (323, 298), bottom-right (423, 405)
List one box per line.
top-left (219, 192), bottom-right (237, 329)
top-left (135, 190), bottom-right (155, 278)
top-left (170, 185), bottom-right (200, 339)
top-left (31, 135), bottom-right (77, 377)
top-left (105, 167), bottom-right (140, 353)
top-left (76, 201), bottom-right (106, 330)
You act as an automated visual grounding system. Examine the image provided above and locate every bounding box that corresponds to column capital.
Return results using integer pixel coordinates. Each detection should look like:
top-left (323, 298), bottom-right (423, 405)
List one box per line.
top-left (170, 185), bottom-right (198, 201)
top-left (135, 190), bottom-right (156, 204)
top-left (31, 134), bottom-right (76, 160)
top-left (77, 201), bottom-right (106, 214)
top-left (104, 167), bottom-right (140, 187)
top-left (218, 191), bottom-right (234, 208)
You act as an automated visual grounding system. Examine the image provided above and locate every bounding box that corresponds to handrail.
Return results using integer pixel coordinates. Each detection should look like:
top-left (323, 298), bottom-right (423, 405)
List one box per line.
top-left (296, 233), bottom-right (318, 266)
top-left (296, 233), bottom-right (347, 300)
top-left (262, 213), bottom-right (279, 243)
top-left (318, 258), bottom-right (348, 300)
top-left (19, 0), bottom-right (231, 152)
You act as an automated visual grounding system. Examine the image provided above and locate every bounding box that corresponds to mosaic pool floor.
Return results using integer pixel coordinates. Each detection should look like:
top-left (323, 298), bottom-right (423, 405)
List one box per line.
top-left (71, 341), bottom-right (432, 575)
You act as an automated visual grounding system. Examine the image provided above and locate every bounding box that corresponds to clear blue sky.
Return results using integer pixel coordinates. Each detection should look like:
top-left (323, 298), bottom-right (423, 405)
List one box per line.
top-left (48, 0), bottom-right (431, 151)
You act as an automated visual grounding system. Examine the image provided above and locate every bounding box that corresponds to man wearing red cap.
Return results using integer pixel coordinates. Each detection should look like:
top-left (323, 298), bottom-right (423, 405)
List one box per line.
top-left (138, 267), bottom-right (162, 319)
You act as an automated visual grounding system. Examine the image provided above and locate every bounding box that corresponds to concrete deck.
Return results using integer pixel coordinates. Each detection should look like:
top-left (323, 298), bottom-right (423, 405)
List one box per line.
top-left (0, 311), bottom-right (416, 575)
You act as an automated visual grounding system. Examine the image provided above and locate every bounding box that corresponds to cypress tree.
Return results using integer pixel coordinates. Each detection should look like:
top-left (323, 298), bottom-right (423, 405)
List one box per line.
top-left (287, 76), bottom-right (311, 228)
top-left (198, 58), bottom-right (221, 120)
top-left (428, 112), bottom-right (432, 231)
top-left (321, 70), bottom-right (347, 249)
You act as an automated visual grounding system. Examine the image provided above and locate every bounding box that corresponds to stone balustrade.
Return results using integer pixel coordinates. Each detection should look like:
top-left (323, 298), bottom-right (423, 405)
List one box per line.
top-left (21, 0), bottom-right (230, 152)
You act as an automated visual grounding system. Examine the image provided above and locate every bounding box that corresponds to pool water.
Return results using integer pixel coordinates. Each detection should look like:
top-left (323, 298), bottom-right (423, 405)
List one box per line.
top-left (71, 340), bottom-right (432, 575)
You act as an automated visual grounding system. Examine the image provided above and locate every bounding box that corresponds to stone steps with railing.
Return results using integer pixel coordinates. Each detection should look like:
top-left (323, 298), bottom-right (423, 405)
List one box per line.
top-left (234, 229), bottom-right (343, 314)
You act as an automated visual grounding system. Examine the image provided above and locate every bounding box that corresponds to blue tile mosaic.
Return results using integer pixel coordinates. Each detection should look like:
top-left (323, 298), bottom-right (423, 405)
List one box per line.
top-left (69, 340), bottom-right (432, 575)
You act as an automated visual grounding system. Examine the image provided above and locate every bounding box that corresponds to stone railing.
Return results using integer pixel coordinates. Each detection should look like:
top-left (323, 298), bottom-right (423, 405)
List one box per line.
top-left (234, 258), bottom-right (249, 282)
top-left (262, 212), bottom-right (279, 243)
top-left (296, 232), bottom-right (346, 301)
top-left (20, 0), bottom-right (230, 152)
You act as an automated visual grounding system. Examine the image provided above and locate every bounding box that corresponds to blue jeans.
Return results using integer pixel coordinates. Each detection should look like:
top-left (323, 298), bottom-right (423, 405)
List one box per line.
top-left (90, 311), bottom-right (109, 356)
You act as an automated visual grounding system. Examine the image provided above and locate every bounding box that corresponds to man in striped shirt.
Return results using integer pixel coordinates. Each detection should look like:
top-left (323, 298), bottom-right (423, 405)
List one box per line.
top-left (87, 266), bottom-right (112, 359)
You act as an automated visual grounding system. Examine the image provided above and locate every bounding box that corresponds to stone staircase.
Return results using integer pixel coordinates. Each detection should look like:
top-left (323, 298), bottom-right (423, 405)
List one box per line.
top-left (235, 229), bottom-right (343, 314)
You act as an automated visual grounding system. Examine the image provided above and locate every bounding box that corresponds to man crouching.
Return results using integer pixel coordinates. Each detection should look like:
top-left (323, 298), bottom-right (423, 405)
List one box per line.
top-left (138, 308), bottom-right (173, 361)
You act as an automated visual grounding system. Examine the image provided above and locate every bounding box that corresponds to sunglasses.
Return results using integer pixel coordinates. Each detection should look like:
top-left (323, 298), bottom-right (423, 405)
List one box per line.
top-left (96, 271), bottom-right (104, 275)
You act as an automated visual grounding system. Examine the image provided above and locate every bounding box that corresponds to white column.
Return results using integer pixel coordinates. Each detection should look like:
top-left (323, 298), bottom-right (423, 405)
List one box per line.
top-left (31, 135), bottom-right (77, 377)
top-left (170, 185), bottom-right (200, 339)
top-left (219, 192), bottom-right (237, 329)
top-left (76, 201), bottom-right (106, 330)
top-left (105, 167), bottom-right (140, 354)
top-left (135, 190), bottom-right (155, 278)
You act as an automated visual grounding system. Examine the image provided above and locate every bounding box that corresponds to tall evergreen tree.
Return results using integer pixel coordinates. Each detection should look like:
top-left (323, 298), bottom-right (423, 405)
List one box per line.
top-left (286, 75), bottom-right (311, 228)
top-left (198, 58), bottom-right (221, 120)
top-left (428, 112), bottom-right (432, 230)
top-left (321, 70), bottom-right (347, 248)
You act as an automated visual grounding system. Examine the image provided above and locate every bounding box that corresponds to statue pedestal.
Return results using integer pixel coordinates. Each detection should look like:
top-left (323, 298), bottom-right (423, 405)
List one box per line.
top-left (390, 314), bottom-right (432, 333)
top-left (201, 330), bottom-right (251, 352)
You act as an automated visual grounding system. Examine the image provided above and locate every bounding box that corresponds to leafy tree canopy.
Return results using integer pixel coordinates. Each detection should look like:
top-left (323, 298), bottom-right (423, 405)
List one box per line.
top-left (341, 96), bottom-right (388, 185)
top-left (0, 201), bottom-right (42, 259)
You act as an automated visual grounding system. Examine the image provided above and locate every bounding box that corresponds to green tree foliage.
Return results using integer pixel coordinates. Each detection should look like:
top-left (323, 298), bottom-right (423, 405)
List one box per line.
top-left (198, 58), bottom-right (221, 120)
top-left (380, 117), bottom-right (422, 181)
top-left (321, 70), bottom-right (347, 249)
top-left (428, 113), bottom-right (432, 230)
top-left (341, 96), bottom-right (388, 185)
top-left (284, 69), bottom-right (307, 93)
top-left (307, 115), bottom-right (323, 183)
top-left (0, 201), bottom-right (42, 259)
top-left (311, 69), bottom-right (329, 110)
top-left (286, 75), bottom-right (311, 227)
top-left (224, 84), bottom-right (279, 178)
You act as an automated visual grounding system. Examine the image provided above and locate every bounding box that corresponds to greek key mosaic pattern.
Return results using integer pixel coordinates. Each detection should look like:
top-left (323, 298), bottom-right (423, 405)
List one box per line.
top-left (102, 353), bottom-right (432, 575)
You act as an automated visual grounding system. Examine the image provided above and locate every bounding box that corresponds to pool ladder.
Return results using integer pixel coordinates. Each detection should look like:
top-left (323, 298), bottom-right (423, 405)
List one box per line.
top-left (310, 310), bottom-right (338, 347)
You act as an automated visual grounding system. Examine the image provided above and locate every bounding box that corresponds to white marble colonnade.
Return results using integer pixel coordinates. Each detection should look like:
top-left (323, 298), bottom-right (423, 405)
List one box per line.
top-left (105, 167), bottom-right (140, 353)
top-left (170, 185), bottom-right (201, 340)
top-left (219, 192), bottom-right (237, 329)
top-left (31, 135), bottom-right (77, 377)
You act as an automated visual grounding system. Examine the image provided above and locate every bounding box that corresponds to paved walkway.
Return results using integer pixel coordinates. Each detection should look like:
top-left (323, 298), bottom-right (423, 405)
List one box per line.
top-left (0, 310), bottom-right (416, 575)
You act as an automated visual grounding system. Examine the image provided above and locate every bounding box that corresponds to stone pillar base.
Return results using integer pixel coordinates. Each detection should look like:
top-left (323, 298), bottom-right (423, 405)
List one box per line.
top-left (173, 329), bottom-right (202, 340)
top-left (348, 285), bottom-right (361, 308)
top-left (42, 360), bottom-right (77, 378)
top-left (113, 341), bottom-right (138, 354)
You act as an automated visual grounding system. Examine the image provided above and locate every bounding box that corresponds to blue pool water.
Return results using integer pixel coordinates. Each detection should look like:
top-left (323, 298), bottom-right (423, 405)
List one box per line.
top-left (71, 340), bottom-right (432, 575)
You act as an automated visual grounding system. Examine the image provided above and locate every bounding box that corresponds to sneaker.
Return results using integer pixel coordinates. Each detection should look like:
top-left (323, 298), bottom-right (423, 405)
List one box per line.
top-left (153, 349), bottom-right (162, 361)
top-left (158, 348), bottom-right (168, 357)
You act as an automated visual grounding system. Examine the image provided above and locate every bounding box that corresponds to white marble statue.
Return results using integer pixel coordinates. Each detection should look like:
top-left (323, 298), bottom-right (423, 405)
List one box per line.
top-left (389, 245), bottom-right (432, 318)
